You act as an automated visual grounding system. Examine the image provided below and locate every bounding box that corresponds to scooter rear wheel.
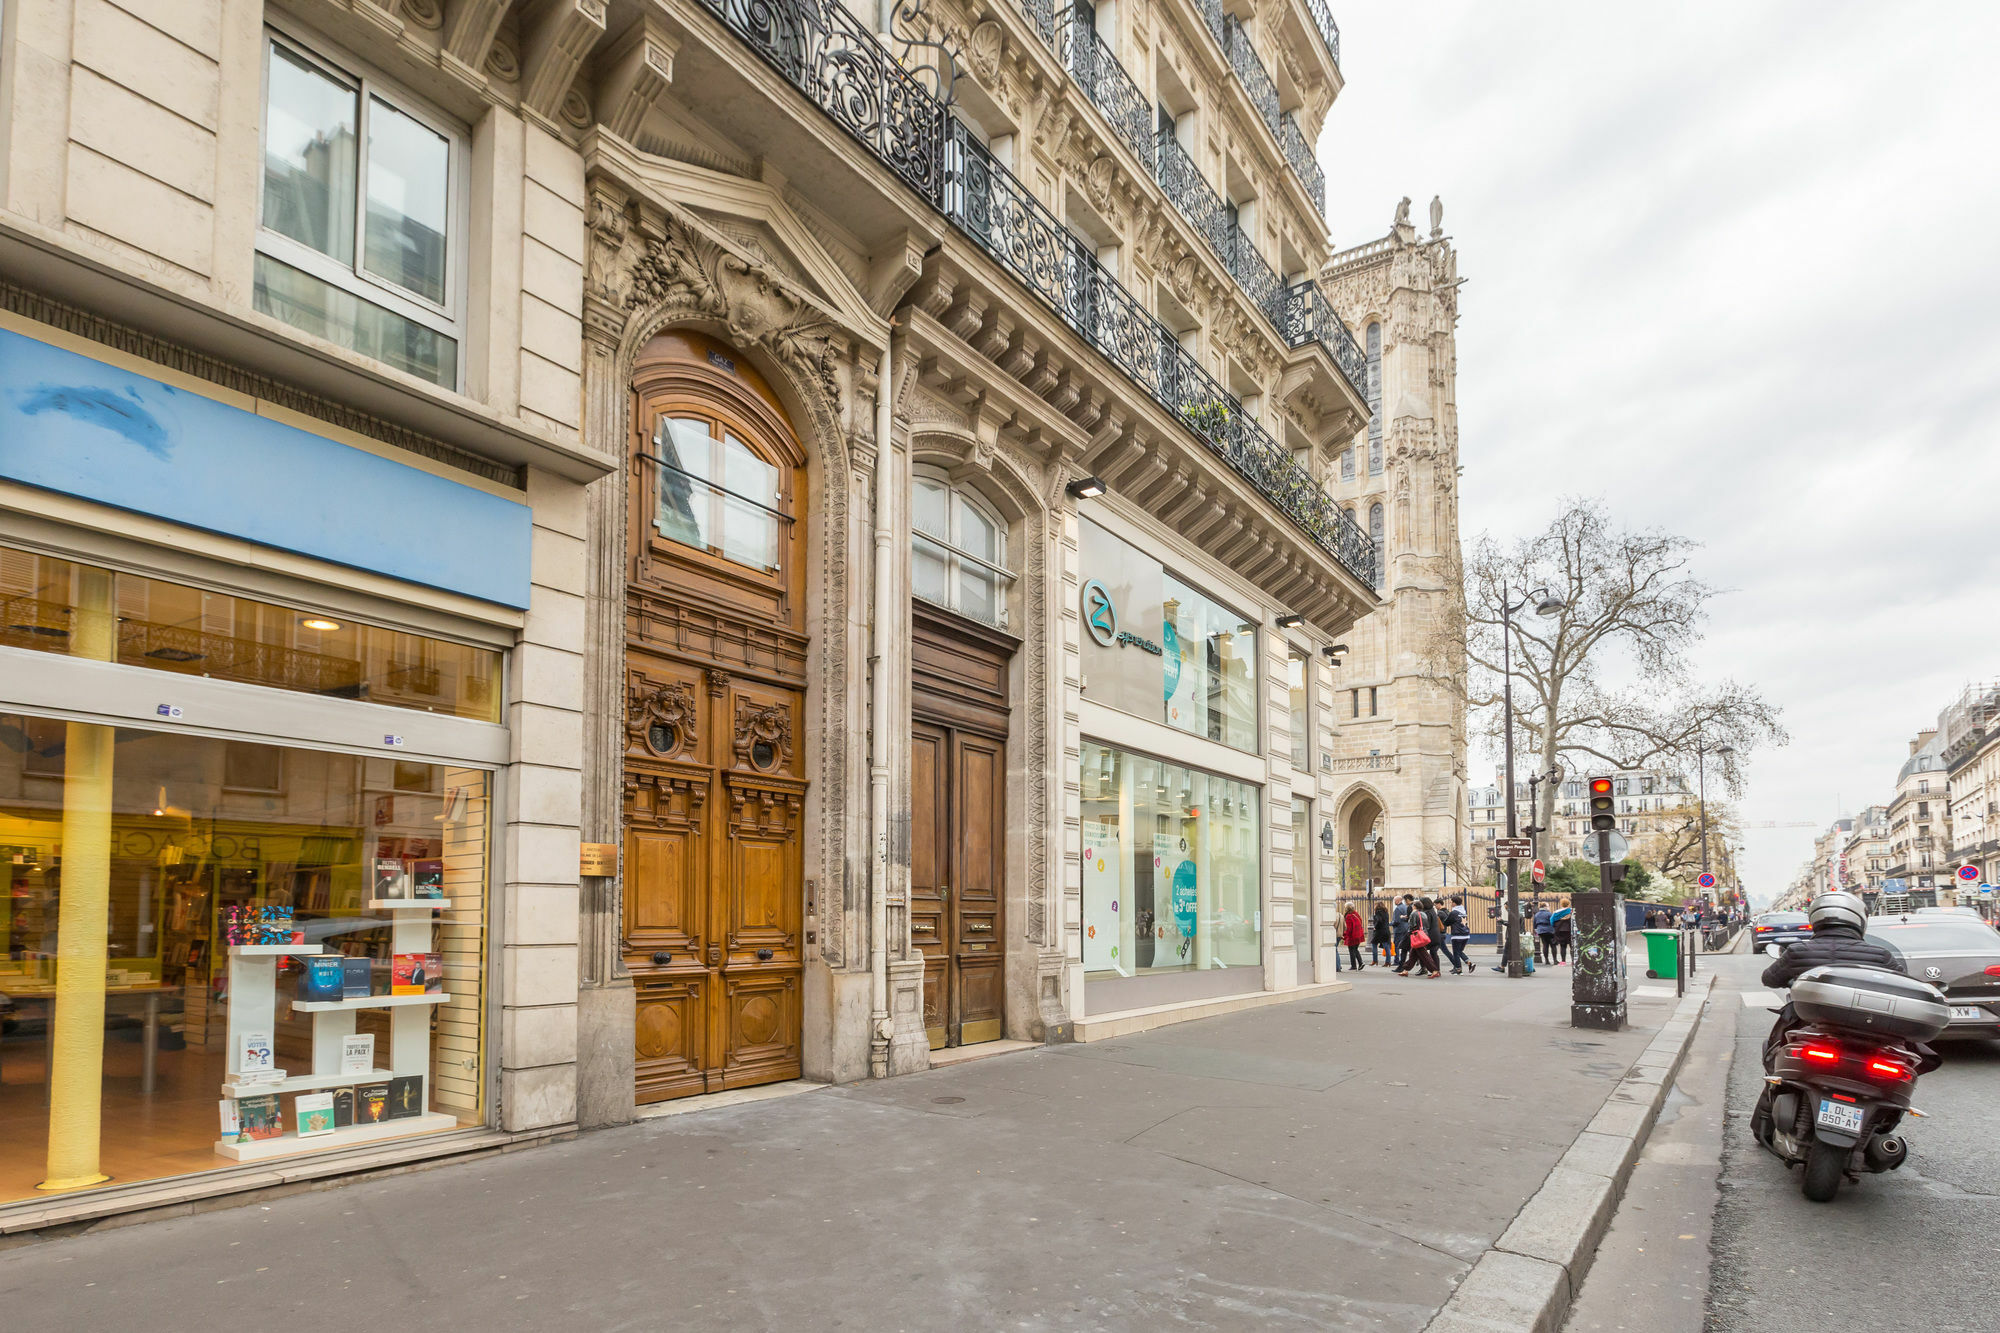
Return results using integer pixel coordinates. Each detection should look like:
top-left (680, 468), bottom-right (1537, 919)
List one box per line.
top-left (1802, 1140), bottom-right (1844, 1202)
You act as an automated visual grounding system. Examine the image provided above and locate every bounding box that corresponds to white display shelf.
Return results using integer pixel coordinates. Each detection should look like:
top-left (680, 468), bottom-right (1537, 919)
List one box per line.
top-left (365, 898), bottom-right (452, 910)
top-left (292, 992), bottom-right (450, 1012)
top-left (213, 1111), bottom-right (459, 1163)
top-left (228, 944), bottom-right (323, 957)
top-left (220, 1067), bottom-right (394, 1098)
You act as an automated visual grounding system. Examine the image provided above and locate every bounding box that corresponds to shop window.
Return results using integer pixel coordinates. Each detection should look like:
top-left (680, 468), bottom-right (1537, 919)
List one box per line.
top-left (912, 469), bottom-right (1014, 627)
top-left (256, 30), bottom-right (464, 388)
top-left (0, 721), bottom-right (491, 1202)
top-left (0, 547), bottom-right (500, 722)
top-left (1079, 740), bottom-right (1261, 979)
top-left (1162, 574), bottom-right (1257, 751)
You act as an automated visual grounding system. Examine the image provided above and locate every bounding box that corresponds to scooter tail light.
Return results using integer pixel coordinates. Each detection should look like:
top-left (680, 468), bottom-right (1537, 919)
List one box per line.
top-left (1799, 1044), bottom-right (1840, 1064)
top-left (1984, 964), bottom-right (2000, 976)
top-left (1865, 1058), bottom-right (1912, 1081)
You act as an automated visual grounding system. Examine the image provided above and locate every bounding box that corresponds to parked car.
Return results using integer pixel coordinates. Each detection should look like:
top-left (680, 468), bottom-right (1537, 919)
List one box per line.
top-left (1868, 918), bottom-right (2000, 1041)
top-left (1752, 911), bottom-right (1813, 954)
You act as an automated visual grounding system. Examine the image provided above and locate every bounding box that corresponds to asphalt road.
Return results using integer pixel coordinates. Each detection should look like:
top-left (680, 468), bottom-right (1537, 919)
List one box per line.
top-left (1706, 948), bottom-right (2000, 1330)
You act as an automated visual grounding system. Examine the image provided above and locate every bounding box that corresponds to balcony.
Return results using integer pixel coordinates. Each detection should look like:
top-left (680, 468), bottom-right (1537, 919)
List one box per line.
top-left (1228, 226), bottom-right (1282, 318)
top-left (692, 0), bottom-right (1374, 588)
top-left (1156, 130), bottom-right (1231, 257)
top-left (1298, 0), bottom-right (1341, 68)
top-left (1280, 114), bottom-right (1325, 217)
top-left (1222, 17), bottom-right (1280, 137)
top-left (1056, 5), bottom-right (1153, 167)
top-left (1014, 0), bottom-right (1057, 45)
top-left (1278, 281), bottom-right (1368, 389)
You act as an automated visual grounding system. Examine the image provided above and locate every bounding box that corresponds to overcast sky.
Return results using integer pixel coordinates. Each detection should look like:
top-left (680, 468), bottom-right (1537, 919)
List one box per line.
top-left (1315, 1), bottom-right (2000, 903)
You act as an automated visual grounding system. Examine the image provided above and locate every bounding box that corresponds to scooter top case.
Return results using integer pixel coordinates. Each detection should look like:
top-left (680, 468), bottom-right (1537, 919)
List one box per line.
top-left (1790, 964), bottom-right (1948, 1044)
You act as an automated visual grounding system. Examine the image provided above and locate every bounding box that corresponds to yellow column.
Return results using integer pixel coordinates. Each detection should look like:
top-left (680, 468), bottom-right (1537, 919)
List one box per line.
top-left (39, 566), bottom-right (116, 1191)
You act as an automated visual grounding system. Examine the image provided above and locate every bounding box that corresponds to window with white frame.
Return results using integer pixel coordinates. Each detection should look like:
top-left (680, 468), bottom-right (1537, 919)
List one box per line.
top-left (256, 30), bottom-right (464, 389)
top-left (912, 469), bottom-right (1013, 627)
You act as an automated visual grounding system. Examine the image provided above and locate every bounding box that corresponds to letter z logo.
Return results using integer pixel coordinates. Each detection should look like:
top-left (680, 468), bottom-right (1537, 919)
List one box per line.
top-left (1081, 579), bottom-right (1117, 647)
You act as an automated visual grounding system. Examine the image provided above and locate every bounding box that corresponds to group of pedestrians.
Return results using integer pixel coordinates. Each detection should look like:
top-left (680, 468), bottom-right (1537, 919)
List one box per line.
top-left (1339, 893), bottom-right (1477, 977)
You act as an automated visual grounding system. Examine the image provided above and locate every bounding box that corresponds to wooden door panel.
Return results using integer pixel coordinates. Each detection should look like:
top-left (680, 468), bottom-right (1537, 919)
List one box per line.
top-left (910, 722), bottom-right (949, 1048)
top-left (634, 976), bottom-right (707, 1102)
top-left (625, 825), bottom-right (701, 950)
top-left (716, 969), bottom-right (801, 1089)
top-left (953, 732), bottom-right (1006, 1044)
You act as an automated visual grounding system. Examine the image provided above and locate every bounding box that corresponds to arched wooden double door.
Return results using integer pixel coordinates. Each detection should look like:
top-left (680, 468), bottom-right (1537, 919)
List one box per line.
top-left (622, 332), bottom-right (807, 1103)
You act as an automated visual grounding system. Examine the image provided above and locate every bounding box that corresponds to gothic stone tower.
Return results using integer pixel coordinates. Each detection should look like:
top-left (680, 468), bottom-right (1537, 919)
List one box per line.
top-left (1318, 201), bottom-right (1468, 902)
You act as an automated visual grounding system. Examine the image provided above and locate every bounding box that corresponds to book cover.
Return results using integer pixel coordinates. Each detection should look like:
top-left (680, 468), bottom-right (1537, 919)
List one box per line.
top-left (424, 953), bottom-right (443, 995)
top-left (412, 860), bottom-right (444, 898)
top-left (372, 858), bottom-right (410, 901)
top-left (391, 953), bottom-right (425, 995)
top-left (355, 1082), bottom-right (390, 1125)
top-left (386, 1074), bottom-right (425, 1120)
top-left (295, 1092), bottom-right (336, 1138)
top-left (339, 1034), bottom-right (375, 1076)
top-left (341, 956), bottom-right (372, 1000)
top-left (238, 1093), bottom-right (283, 1141)
top-left (331, 1086), bottom-right (356, 1129)
top-left (218, 1099), bottom-right (239, 1138)
top-left (298, 955), bottom-right (344, 1003)
top-left (238, 1029), bottom-right (274, 1076)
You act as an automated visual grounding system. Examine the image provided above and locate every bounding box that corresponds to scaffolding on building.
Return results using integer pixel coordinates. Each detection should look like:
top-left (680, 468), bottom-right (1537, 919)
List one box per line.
top-left (1938, 682), bottom-right (2000, 770)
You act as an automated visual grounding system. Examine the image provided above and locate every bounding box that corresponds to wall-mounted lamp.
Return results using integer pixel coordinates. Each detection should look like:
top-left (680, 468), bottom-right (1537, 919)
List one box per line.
top-left (1322, 642), bottom-right (1349, 661)
top-left (1274, 613), bottom-right (1305, 630)
top-left (1065, 476), bottom-right (1107, 500)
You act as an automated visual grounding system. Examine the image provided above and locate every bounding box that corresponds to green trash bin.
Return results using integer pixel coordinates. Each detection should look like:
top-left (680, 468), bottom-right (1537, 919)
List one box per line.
top-left (1640, 929), bottom-right (1680, 980)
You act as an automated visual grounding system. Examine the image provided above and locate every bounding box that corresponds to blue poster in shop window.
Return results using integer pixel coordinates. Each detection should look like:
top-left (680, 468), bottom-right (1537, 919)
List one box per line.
top-left (1161, 620), bottom-right (1182, 699)
top-left (1170, 847), bottom-right (1198, 939)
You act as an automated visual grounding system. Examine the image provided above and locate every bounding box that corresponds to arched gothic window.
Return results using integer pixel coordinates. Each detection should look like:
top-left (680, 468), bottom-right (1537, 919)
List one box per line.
top-left (913, 468), bottom-right (1013, 627)
top-left (1369, 502), bottom-right (1384, 591)
top-left (1365, 322), bottom-right (1383, 476)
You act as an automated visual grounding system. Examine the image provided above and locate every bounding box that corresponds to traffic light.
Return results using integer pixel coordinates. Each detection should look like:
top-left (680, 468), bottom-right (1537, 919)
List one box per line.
top-left (1589, 776), bottom-right (1616, 831)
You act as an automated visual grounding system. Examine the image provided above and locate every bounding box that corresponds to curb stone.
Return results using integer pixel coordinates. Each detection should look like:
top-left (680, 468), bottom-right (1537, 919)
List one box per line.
top-left (1426, 973), bottom-right (1716, 1333)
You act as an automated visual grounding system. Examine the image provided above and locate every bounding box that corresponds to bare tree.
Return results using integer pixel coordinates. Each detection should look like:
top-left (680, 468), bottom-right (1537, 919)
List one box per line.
top-left (1433, 499), bottom-right (1787, 862)
top-left (1634, 800), bottom-right (1742, 892)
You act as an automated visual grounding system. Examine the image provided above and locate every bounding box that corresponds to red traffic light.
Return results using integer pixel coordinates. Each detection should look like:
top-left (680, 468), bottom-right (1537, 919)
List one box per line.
top-left (1590, 777), bottom-right (1613, 796)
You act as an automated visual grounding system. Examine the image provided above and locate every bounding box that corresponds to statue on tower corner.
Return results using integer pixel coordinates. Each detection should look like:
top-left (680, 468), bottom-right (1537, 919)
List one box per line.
top-left (1430, 195), bottom-right (1443, 238)
top-left (1394, 196), bottom-right (1411, 229)
top-left (1393, 196), bottom-right (1416, 243)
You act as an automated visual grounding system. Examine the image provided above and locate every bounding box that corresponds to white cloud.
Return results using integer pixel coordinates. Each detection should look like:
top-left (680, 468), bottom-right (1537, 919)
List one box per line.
top-left (1319, 0), bottom-right (2000, 897)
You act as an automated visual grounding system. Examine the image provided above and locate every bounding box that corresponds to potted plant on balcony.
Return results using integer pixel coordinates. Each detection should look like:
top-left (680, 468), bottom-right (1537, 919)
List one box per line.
top-left (1185, 399), bottom-right (1233, 439)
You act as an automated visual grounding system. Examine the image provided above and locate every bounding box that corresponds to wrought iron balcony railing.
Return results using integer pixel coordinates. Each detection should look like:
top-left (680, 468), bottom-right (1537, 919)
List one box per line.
top-left (1300, 0), bottom-right (1341, 68)
top-left (1228, 226), bottom-right (1282, 319)
top-left (1156, 129), bottom-right (1230, 258)
top-left (1280, 113), bottom-right (1325, 218)
top-left (1223, 17), bottom-right (1280, 136)
top-left (1056, 4), bottom-right (1154, 168)
top-left (1014, 0), bottom-right (1056, 45)
top-left (696, 0), bottom-right (1373, 587)
top-left (1278, 281), bottom-right (1368, 388)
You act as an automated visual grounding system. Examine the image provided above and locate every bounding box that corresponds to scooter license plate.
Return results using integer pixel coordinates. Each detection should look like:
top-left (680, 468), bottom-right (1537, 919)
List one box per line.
top-left (1949, 1006), bottom-right (1984, 1020)
top-left (1816, 1099), bottom-right (1865, 1134)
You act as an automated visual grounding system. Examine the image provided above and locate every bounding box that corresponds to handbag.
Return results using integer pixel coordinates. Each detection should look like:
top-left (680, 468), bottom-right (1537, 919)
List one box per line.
top-left (1409, 919), bottom-right (1432, 949)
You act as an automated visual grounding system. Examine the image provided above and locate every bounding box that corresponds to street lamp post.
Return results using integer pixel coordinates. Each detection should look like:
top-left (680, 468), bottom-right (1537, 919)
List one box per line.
top-left (1697, 739), bottom-right (1735, 884)
top-left (1500, 581), bottom-right (1566, 978)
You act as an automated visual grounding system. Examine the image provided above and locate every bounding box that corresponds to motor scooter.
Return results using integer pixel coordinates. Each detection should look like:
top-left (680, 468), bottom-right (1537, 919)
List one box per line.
top-left (1753, 963), bottom-right (1947, 1202)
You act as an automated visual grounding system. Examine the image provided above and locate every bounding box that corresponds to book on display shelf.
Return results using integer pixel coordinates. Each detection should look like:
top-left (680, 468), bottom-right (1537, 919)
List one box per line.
top-left (332, 1086), bottom-right (356, 1129)
top-left (373, 858), bottom-right (410, 901)
top-left (413, 860), bottom-right (444, 899)
top-left (238, 1029), bottom-right (275, 1076)
top-left (218, 1099), bottom-right (239, 1138)
top-left (355, 1083), bottom-right (390, 1125)
top-left (237, 1093), bottom-right (283, 1141)
top-left (424, 953), bottom-right (444, 994)
top-left (386, 1075), bottom-right (425, 1120)
top-left (341, 956), bottom-right (373, 1000)
top-left (295, 1092), bottom-right (336, 1138)
top-left (339, 1034), bottom-right (375, 1075)
top-left (298, 955), bottom-right (345, 1002)
top-left (392, 953), bottom-right (429, 995)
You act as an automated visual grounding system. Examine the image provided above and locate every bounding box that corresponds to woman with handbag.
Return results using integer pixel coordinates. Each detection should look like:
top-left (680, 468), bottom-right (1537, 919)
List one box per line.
top-left (1405, 896), bottom-right (1443, 978)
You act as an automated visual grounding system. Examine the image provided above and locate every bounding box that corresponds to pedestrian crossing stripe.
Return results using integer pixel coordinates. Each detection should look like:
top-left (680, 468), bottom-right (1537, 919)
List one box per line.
top-left (1631, 985), bottom-right (1677, 998)
top-left (1741, 990), bottom-right (1782, 1008)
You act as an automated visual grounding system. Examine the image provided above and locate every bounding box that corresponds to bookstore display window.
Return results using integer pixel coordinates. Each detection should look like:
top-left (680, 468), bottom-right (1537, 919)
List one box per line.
top-left (0, 548), bottom-right (501, 722)
top-left (1078, 741), bottom-right (1261, 979)
top-left (0, 722), bottom-right (490, 1200)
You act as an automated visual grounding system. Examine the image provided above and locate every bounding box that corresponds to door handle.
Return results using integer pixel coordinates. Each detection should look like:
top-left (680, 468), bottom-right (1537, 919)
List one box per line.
top-left (755, 948), bottom-right (774, 961)
top-left (651, 951), bottom-right (672, 965)
top-left (939, 884), bottom-right (950, 901)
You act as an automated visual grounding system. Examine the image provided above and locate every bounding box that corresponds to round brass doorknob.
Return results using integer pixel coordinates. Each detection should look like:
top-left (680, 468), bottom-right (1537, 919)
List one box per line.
top-left (652, 951), bottom-right (672, 965)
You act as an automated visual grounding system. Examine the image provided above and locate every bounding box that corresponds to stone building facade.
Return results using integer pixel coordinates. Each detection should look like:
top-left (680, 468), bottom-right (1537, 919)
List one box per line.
top-left (0, 0), bottom-right (1393, 1226)
top-left (1315, 209), bottom-right (1467, 904)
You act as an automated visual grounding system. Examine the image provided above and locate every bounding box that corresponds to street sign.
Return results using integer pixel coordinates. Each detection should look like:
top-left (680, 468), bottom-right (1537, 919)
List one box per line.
top-left (1958, 864), bottom-right (1980, 882)
top-left (1493, 837), bottom-right (1533, 860)
top-left (1697, 872), bottom-right (1717, 889)
top-left (1532, 859), bottom-right (1546, 884)
top-left (1589, 831), bottom-right (1631, 865)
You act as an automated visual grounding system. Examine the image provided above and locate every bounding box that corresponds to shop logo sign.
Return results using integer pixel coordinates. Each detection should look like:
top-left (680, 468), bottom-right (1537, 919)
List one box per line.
top-left (1082, 579), bottom-right (1117, 646)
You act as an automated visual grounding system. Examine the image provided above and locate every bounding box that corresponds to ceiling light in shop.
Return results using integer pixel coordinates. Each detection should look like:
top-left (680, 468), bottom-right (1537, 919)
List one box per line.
top-left (300, 618), bottom-right (342, 632)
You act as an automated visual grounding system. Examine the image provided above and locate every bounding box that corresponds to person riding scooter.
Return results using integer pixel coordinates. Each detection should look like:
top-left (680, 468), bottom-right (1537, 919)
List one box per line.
top-left (1761, 890), bottom-right (1932, 1071)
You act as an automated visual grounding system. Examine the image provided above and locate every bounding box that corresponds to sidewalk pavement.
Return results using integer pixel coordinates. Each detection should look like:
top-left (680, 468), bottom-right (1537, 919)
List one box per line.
top-left (0, 959), bottom-right (1686, 1331)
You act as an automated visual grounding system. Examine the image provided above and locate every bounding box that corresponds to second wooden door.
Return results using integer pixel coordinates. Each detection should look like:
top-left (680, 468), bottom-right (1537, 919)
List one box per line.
top-left (910, 720), bottom-right (1006, 1048)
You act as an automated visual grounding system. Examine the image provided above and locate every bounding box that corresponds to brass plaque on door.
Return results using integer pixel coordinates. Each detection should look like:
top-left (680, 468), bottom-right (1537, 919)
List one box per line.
top-left (580, 842), bottom-right (619, 876)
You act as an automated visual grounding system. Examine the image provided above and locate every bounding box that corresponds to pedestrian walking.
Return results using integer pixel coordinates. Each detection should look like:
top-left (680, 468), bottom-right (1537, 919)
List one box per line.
top-left (1550, 897), bottom-right (1574, 964)
top-left (1444, 894), bottom-right (1473, 974)
top-left (1403, 896), bottom-right (1443, 978)
top-left (1343, 903), bottom-right (1366, 971)
top-left (1533, 904), bottom-right (1554, 964)
top-left (1391, 894), bottom-right (1414, 971)
top-left (1370, 903), bottom-right (1391, 965)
